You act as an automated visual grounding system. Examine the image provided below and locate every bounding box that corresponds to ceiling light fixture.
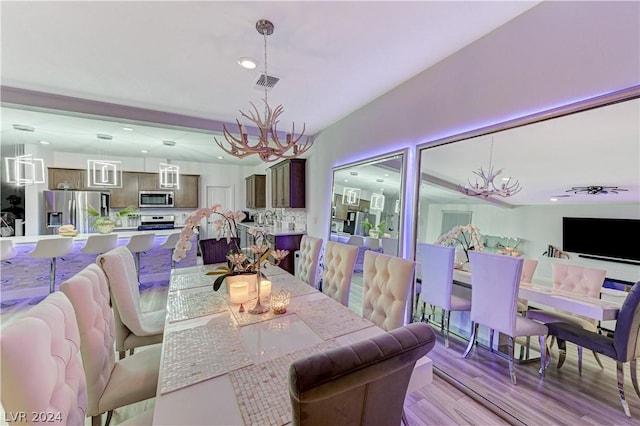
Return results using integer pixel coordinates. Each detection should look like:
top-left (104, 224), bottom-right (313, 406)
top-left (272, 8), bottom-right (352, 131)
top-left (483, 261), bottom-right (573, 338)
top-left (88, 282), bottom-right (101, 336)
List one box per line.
top-left (12, 124), bottom-right (35, 132)
top-left (237, 57), bottom-right (257, 70)
top-left (87, 160), bottom-right (122, 188)
top-left (159, 163), bottom-right (179, 189)
top-left (5, 154), bottom-right (45, 186)
top-left (39, 140), bottom-right (50, 145)
top-left (566, 185), bottom-right (628, 195)
top-left (458, 137), bottom-right (522, 198)
top-left (215, 19), bottom-right (313, 162)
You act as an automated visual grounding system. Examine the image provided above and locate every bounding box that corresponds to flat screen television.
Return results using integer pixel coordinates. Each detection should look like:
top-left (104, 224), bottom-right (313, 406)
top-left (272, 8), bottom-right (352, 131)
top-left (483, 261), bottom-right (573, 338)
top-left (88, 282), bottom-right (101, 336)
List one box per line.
top-left (562, 217), bottom-right (640, 262)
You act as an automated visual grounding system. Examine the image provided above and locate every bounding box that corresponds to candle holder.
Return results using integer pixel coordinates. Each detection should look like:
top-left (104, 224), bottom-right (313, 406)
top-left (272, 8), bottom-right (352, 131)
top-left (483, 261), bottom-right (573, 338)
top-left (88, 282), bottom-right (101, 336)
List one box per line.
top-left (229, 282), bottom-right (249, 305)
top-left (271, 290), bottom-right (291, 315)
top-left (248, 272), bottom-right (269, 315)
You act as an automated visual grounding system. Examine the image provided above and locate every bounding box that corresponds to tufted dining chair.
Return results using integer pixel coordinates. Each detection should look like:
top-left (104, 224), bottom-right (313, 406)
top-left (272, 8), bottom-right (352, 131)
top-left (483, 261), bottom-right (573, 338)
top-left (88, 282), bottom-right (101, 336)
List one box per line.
top-left (98, 246), bottom-right (165, 359)
top-left (0, 292), bottom-right (87, 425)
top-left (417, 243), bottom-right (471, 348)
top-left (289, 322), bottom-right (436, 426)
top-left (463, 251), bottom-right (547, 385)
top-left (380, 236), bottom-right (398, 257)
top-left (363, 250), bottom-right (415, 331)
top-left (546, 281), bottom-right (640, 418)
top-left (60, 263), bottom-right (160, 426)
top-left (517, 258), bottom-right (539, 313)
top-left (526, 263), bottom-right (606, 372)
top-left (322, 241), bottom-right (358, 306)
top-left (296, 235), bottom-right (323, 289)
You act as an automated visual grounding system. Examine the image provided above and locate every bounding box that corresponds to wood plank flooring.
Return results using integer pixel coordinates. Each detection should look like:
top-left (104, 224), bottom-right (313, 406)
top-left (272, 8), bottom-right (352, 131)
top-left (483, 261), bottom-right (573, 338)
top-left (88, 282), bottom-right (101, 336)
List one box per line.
top-left (3, 271), bottom-right (639, 425)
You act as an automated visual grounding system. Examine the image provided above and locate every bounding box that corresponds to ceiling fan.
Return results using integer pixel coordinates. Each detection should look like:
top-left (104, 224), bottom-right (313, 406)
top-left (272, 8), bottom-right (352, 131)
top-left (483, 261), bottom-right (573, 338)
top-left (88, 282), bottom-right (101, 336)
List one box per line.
top-left (566, 185), bottom-right (628, 195)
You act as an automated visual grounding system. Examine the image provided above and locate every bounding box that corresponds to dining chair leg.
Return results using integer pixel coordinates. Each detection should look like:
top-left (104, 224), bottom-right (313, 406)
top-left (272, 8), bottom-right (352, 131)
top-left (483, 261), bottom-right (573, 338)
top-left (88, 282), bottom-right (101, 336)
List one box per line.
top-left (489, 329), bottom-right (494, 353)
top-left (556, 338), bottom-right (567, 369)
top-left (508, 336), bottom-right (517, 385)
top-left (118, 350), bottom-right (126, 360)
top-left (463, 323), bottom-right (478, 358)
top-left (592, 351), bottom-right (604, 369)
top-left (105, 410), bottom-right (113, 426)
top-left (630, 359), bottom-right (640, 399)
top-left (538, 335), bottom-right (546, 378)
top-left (92, 415), bottom-right (101, 426)
top-left (545, 342), bottom-right (552, 369)
top-left (577, 346), bottom-right (583, 375)
top-left (617, 361), bottom-right (632, 417)
top-left (443, 310), bottom-right (451, 348)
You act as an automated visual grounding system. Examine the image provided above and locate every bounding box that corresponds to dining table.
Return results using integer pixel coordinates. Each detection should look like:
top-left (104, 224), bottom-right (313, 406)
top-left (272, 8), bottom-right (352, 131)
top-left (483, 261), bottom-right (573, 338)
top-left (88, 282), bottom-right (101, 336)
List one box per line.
top-left (452, 269), bottom-right (622, 321)
top-left (152, 263), bottom-right (432, 425)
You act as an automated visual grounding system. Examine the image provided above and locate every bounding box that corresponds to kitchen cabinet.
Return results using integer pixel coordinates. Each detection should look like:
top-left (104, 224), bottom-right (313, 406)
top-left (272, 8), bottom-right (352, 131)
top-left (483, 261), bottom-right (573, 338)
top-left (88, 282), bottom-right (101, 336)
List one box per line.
top-left (333, 194), bottom-right (348, 220)
top-left (245, 174), bottom-right (266, 209)
top-left (270, 159), bottom-right (306, 208)
top-left (138, 173), bottom-right (161, 191)
top-left (48, 168), bottom-right (85, 190)
top-left (110, 172), bottom-right (139, 208)
top-left (175, 174), bottom-right (199, 208)
top-left (268, 233), bottom-right (304, 275)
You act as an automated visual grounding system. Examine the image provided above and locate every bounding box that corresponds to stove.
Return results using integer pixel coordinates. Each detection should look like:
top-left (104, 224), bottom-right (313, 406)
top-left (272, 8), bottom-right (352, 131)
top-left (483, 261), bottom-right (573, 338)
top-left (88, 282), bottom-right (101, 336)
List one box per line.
top-left (138, 215), bottom-right (175, 231)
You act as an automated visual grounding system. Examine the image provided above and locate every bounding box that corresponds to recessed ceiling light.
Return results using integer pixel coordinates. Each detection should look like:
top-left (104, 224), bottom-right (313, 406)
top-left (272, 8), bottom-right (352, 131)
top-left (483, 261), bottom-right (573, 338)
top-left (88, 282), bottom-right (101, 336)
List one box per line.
top-left (217, 156), bottom-right (224, 160)
top-left (350, 171), bottom-right (358, 176)
top-left (237, 57), bottom-right (257, 69)
top-left (162, 140), bottom-right (176, 146)
top-left (13, 124), bottom-right (35, 132)
top-left (344, 179), bottom-right (349, 183)
top-left (141, 150), bottom-right (149, 154)
top-left (97, 133), bottom-right (113, 140)
top-left (550, 197), bottom-right (558, 202)
top-left (39, 140), bottom-right (50, 145)
top-left (123, 126), bottom-right (133, 131)
top-left (376, 178), bottom-right (384, 183)
top-left (384, 173), bottom-right (390, 177)
top-left (502, 177), bottom-right (511, 181)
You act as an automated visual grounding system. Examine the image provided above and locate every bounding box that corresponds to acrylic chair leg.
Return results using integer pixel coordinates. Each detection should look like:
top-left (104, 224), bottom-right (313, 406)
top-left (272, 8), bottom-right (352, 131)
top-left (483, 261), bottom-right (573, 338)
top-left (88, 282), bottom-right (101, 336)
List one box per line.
top-left (443, 310), bottom-right (451, 349)
top-left (463, 323), bottom-right (477, 358)
top-left (592, 351), bottom-right (604, 369)
top-left (556, 339), bottom-right (567, 369)
top-left (489, 329), bottom-right (494, 353)
top-left (508, 336), bottom-right (517, 385)
top-left (630, 359), bottom-right (640, 400)
top-left (577, 346), bottom-right (583, 375)
top-left (538, 335), bottom-right (546, 377)
top-left (617, 361), bottom-right (632, 417)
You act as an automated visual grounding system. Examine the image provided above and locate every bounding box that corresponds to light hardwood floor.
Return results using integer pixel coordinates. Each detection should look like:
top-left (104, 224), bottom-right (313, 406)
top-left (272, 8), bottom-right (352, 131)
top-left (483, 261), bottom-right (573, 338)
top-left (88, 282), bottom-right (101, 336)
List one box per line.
top-left (3, 273), bottom-right (639, 425)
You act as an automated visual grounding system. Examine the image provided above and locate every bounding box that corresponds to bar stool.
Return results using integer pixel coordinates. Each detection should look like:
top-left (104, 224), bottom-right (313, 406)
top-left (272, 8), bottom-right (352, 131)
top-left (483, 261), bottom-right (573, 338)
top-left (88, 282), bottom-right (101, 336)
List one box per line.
top-left (126, 233), bottom-right (156, 289)
top-left (159, 232), bottom-right (181, 269)
top-left (1, 239), bottom-right (18, 307)
top-left (81, 234), bottom-right (118, 256)
top-left (29, 237), bottom-right (73, 304)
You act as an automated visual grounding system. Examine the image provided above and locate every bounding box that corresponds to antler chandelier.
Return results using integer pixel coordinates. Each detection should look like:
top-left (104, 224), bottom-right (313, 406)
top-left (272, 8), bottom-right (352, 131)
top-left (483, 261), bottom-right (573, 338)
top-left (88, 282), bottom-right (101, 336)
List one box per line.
top-left (457, 138), bottom-right (522, 198)
top-left (215, 19), bottom-right (313, 162)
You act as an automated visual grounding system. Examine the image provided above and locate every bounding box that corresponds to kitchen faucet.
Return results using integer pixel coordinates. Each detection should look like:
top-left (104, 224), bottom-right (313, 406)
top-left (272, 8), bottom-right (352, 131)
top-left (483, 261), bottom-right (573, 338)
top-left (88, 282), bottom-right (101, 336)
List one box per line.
top-left (264, 210), bottom-right (274, 225)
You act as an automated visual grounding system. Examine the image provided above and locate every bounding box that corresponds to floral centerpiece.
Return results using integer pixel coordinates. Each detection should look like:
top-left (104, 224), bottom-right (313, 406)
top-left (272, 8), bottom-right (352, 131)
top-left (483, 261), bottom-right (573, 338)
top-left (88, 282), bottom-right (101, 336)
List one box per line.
top-left (435, 224), bottom-right (484, 262)
top-left (172, 205), bottom-right (289, 291)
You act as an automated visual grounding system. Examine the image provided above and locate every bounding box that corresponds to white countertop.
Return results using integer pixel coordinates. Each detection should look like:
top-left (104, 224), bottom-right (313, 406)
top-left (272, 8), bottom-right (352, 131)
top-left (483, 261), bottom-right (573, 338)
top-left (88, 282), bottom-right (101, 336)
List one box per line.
top-left (3, 228), bottom-right (184, 244)
top-left (237, 222), bottom-right (306, 236)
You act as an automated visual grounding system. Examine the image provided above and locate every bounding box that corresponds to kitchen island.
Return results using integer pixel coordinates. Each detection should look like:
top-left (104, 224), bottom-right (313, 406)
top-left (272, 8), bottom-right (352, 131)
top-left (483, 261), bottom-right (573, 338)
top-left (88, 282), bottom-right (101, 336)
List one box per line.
top-left (1, 229), bottom-right (197, 303)
top-left (236, 222), bottom-right (306, 275)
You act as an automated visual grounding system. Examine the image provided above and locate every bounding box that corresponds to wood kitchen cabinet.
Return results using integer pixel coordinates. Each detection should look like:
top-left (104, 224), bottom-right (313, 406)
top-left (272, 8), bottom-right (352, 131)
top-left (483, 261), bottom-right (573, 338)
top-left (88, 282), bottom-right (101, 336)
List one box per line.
top-left (175, 174), bottom-right (199, 208)
top-left (138, 173), bottom-right (161, 191)
top-left (267, 233), bottom-right (304, 274)
top-left (270, 159), bottom-right (306, 208)
top-left (110, 172), bottom-right (139, 208)
top-left (333, 194), bottom-right (348, 220)
top-left (245, 174), bottom-right (266, 209)
top-left (48, 168), bottom-right (85, 190)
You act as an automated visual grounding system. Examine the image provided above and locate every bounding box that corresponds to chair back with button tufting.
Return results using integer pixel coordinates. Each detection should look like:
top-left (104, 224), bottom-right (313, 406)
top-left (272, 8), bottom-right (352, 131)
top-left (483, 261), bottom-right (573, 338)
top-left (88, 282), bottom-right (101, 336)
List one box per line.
top-left (322, 241), bottom-right (358, 306)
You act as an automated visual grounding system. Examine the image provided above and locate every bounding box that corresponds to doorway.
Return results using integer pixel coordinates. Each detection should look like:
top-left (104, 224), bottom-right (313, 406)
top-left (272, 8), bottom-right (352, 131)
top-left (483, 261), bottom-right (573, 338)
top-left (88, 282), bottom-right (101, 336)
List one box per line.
top-left (204, 185), bottom-right (234, 240)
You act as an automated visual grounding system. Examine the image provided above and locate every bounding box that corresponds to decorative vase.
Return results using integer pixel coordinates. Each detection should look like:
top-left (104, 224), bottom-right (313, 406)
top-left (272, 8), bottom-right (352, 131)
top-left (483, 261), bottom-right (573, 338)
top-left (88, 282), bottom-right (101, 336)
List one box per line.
top-left (248, 270), bottom-right (269, 315)
top-left (95, 218), bottom-right (115, 234)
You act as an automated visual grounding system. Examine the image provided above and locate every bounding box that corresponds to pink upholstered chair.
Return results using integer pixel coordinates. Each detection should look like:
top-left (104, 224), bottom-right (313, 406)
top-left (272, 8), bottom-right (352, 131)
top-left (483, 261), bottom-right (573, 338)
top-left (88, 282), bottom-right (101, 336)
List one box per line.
top-left (526, 263), bottom-right (607, 372)
top-left (362, 250), bottom-right (415, 331)
top-left (322, 241), bottom-right (358, 306)
top-left (60, 264), bottom-right (161, 426)
top-left (463, 251), bottom-right (547, 384)
top-left (0, 292), bottom-right (87, 425)
top-left (98, 246), bottom-right (165, 359)
top-left (517, 258), bottom-right (539, 313)
top-left (296, 235), bottom-right (323, 289)
top-left (417, 243), bottom-right (471, 348)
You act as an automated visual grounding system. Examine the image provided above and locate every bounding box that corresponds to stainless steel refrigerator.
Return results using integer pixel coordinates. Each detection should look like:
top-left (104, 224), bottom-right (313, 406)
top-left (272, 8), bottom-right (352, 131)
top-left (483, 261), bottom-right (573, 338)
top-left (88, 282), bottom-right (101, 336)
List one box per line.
top-left (42, 190), bottom-right (110, 234)
top-left (343, 211), bottom-right (376, 236)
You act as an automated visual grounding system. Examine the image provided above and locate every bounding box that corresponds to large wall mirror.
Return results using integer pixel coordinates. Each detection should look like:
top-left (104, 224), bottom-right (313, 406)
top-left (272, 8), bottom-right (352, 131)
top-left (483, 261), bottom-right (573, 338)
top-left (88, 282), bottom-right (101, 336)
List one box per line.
top-left (414, 86), bottom-right (639, 413)
top-left (330, 151), bottom-right (407, 258)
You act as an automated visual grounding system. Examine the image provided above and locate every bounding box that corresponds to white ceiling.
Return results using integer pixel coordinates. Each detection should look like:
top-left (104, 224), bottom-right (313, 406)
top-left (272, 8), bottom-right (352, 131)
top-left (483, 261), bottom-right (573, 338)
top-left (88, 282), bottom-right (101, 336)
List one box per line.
top-left (1, 1), bottom-right (540, 166)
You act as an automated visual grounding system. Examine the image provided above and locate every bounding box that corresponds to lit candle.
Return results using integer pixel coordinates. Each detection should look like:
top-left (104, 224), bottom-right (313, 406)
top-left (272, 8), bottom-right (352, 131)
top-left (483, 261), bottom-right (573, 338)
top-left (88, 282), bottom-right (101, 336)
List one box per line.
top-left (260, 280), bottom-right (272, 300)
top-left (271, 289), bottom-right (291, 315)
top-left (229, 282), bottom-right (249, 304)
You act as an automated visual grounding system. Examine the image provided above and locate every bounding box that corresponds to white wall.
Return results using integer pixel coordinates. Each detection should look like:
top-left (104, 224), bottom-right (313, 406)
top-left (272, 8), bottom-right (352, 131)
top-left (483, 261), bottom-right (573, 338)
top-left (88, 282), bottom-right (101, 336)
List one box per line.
top-left (305, 2), bottom-right (640, 258)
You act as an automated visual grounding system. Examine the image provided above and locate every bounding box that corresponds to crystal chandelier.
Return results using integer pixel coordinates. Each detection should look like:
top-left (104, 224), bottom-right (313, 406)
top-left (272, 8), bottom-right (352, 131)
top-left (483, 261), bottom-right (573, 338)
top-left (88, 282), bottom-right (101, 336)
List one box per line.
top-left (457, 138), bottom-right (522, 198)
top-left (215, 19), bottom-right (313, 162)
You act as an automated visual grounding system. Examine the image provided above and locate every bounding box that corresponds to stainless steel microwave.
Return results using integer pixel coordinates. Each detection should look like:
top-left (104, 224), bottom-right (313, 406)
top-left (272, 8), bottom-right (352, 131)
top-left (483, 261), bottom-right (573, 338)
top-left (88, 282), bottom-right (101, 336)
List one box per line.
top-left (139, 191), bottom-right (174, 208)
